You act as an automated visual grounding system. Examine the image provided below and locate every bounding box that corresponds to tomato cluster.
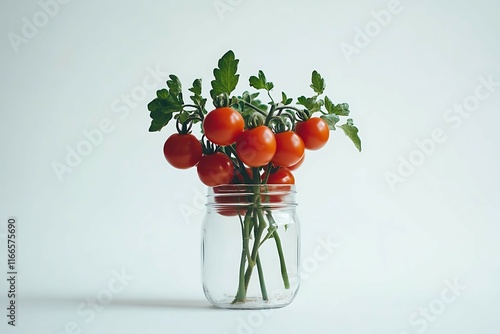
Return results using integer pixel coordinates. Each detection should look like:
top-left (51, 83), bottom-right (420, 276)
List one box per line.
top-left (150, 50), bottom-right (361, 203)
top-left (162, 104), bottom-right (331, 190)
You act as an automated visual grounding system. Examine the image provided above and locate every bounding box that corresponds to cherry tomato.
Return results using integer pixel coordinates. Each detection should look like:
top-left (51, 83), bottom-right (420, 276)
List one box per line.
top-left (288, 154), bottom-right (304, 171)
top-left (197, 152), bottom-right (234, 186)
top-left (295, 117), bottom-right (329, 150)
top-left (266, 167), bottom-right (295, 184)
top-left (213, 185), bottom-right (250, 217)
top-left (203, 107), bottom-right (244, 146)
top-left (235, 126), bottom-right (276, 167)
top-left (271, 131), bottom-right (305, 167)
top-left (163, 133), bottom-right (202, 169)
top-left (262, 167), bottom-right (294, 203)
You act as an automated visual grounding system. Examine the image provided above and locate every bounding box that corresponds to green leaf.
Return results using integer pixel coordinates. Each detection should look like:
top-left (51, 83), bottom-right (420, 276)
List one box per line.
top-left (147, 92), bottom-right (184, 132)
top-left (156, 89), bottom-right (169, 99)
top-left (167, 75), bottom-right (182, 97)
top-left (340, 119), bottom-right (362, 152)
top-left (188, 78), bottom-right (202, 96)
top-left (233, 91), bottom-right (267, 116)
top-left (148, 113), bottom-right (173, 132)
top-left (297, 96), bottom-right (323, 113)
top-left (210, 50), bottom-right (240, 100)
top-left (320, 114), bottom-right (340, 130)
top-left (281, 92), bottom-right (292, 105)
top-left (310, 70), bottom-right (325, 95)
top-left (148, 95), bottom-right (183, 113)
top-left (176, 111), bottom-right (190, 123)
top-left (249, 70), bottom-right (274, 91)
top-left (189, 79), bottom-right (207, 110)
top-left (324, 97), bottom-right (350, 117)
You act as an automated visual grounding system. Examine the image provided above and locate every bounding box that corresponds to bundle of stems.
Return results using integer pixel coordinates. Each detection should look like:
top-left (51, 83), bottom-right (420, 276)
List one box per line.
top-left (232, 184), bottom-right (290, 303)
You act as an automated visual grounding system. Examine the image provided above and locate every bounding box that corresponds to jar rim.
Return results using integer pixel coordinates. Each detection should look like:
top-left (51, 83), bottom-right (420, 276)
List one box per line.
top-left (206, 184), bottom-right (297, 208)
top-left (208, 184), bottom-right (296, 193)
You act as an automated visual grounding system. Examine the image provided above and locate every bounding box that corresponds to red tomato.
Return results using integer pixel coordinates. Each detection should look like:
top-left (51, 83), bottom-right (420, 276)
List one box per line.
top-left (213, 185), bottom-right (250, 217)
top-left (203, 107), bottom-right (244, 146)
top-left (288, 154), bottom-right (304, 171)
top-left (266, 167), bottom-right (295, 184)
top-left (271, 131), bottom-right (305, 167)
top-left (235, 126), bottom-right (276, 167)
top-left (295, 117), bottom-right (330, 150)
top-left (197, 152), bottom-right (234, 186)
top-left (262, 167), bottom-right (294, 204)
top-left (163, 133), bottom-right (202, 169)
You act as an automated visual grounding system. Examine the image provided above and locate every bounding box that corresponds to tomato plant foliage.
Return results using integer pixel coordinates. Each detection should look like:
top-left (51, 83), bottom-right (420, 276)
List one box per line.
top-left (147, 50), bottom-right (362, 186)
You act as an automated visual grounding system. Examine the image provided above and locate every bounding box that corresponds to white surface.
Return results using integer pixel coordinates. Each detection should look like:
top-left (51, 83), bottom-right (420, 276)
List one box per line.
top-left (1, 0), bottom-right (499, 333)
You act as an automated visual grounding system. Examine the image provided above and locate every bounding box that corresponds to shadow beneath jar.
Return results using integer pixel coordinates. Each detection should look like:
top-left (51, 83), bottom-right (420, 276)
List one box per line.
top-left (22, 295), bottom-right (215, 311)
top-left (110, 298), bottom-right (214, 310)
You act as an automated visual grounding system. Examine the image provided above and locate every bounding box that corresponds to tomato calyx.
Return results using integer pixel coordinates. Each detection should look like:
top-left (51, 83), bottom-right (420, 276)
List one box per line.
top-left (295, 108), bottom-right (311, 123)
top-left (213, 93), bottom-right (231, 108)
top-left (175, 118), bottom-right (194, 135)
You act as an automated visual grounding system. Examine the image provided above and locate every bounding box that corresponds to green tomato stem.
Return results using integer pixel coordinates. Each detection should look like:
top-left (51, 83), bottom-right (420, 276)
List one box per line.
top-left (266, 211), bottom-right (290, 289)
top-left (255, 253), bottom-right (268, 301)
top-left (238, 99), bottom-right (268, 117)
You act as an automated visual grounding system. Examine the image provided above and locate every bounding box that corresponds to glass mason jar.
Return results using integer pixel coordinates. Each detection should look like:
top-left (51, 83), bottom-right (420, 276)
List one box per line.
top-left (201, 184), bottom-right (300, 309)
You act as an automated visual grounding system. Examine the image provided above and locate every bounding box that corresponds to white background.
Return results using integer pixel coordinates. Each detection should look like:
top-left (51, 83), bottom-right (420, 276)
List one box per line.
top-left (1, 0), bottom-right (499, 333)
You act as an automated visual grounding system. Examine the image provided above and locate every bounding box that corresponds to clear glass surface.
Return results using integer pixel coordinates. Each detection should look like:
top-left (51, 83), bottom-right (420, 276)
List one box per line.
top-left (201, 184), bottom-right (300, 309)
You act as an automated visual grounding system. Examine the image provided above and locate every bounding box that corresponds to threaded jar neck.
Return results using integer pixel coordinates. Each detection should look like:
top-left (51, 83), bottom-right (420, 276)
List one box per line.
top-left (206, 184), bottom-right (297, 209)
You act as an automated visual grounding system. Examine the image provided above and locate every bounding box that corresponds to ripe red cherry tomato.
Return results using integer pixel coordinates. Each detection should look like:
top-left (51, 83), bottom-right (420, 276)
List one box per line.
top-left (266, 167), bottom-right (295, 184)
top-left (271, 131), bottom-right (305, 167)
top-left (262, 167), bottom-right (294, 203)
top-left (203, 107), bottom-right (244, 146)
top-left (197, 152), bottom-right (234, 186)
top-left (213, 185), bottom-right (249, 217)
top-left (163, 133), bottom-right (202, 169)
top-left (288, 154), bottom-right (304, 171)
top-left (235, 126), bottom-right (276, 167)
top-left (295, 117), bottom-right (330, 150)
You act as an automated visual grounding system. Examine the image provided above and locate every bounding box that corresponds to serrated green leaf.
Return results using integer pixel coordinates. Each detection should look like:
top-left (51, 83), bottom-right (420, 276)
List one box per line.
top-left (188, 78), bottom-right (202, 96)
top-left (340, 119), bottom-right (362, 152)
top-left (324, 97), bottom-right (350, 116)
top-left (156, 89), bottom-right (169, 99)
top-left (310, 70), bottom-right (325, 95)
top-left (281, 92), bottom-right (292, 105)
top-left (148, 113), bottom-right (173, 132)
top-left (281, 92), bottom-right (288, 104)
top-left (251, 98), bottom-right (267, 111)
top-left (147, 93), bottom-right (184, 131)
top-left (189, 79), bottom-right (206, 110)
top-left (167, 75), bottom-right (182, 97)
top-left (320, 114), bottom-right (340, 130)
top-left (210, 50), bottom-right (240, 100)
top-left (297, 96), bottom-right (323, 113)
top-left (250, 92), bottom-right (260, 99)
top-left (335, 103), bottom-right (350, 116)
top-left (324, 96), bottom-right (334, 113)
top-left (148, 96), bottom-right (183, 113)
top-left (249, 70), bottom-right (274, 91)
top-left (249, 76), bottom-right (264, 90)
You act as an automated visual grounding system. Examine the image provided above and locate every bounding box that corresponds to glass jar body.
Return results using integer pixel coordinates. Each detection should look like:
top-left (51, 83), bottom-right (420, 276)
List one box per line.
top-left (201, 185), bottom-right (300, 309)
